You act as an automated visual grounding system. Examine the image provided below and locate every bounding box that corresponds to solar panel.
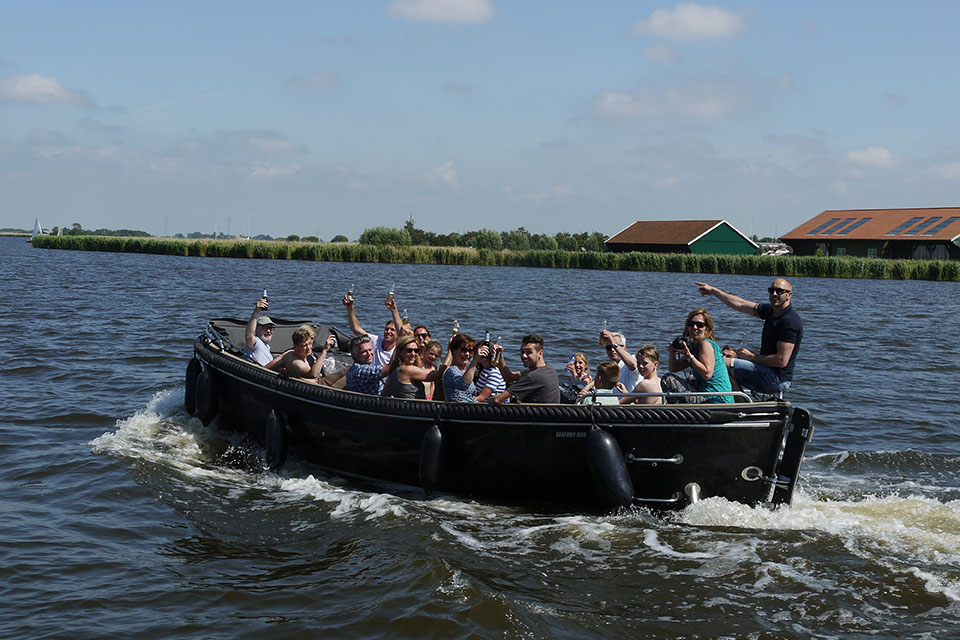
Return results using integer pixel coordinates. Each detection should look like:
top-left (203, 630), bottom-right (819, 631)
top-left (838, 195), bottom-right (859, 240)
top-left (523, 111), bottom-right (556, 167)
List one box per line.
top-left (885, 217), bottom-right (924, 236)
top-left (820, 217), bottom-right (857, 235)
top-left (920, 216), bottom-right (960, 236)
top-left (901, 217), bottom-right (941, 236)
top-left (835, 218), bottom-right (871, 236)
top-left (806, 218), bottom-right (841, 235)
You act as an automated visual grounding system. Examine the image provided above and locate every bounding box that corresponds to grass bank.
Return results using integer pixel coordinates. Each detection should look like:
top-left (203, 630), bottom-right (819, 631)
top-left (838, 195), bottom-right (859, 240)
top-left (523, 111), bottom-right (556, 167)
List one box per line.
top-left (30, 234), bottom-right (960, 281)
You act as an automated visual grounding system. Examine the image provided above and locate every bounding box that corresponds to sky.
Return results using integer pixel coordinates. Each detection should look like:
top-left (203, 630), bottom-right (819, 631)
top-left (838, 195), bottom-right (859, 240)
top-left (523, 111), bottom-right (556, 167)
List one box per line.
top-left (3, 1), bottom-right (960, 240)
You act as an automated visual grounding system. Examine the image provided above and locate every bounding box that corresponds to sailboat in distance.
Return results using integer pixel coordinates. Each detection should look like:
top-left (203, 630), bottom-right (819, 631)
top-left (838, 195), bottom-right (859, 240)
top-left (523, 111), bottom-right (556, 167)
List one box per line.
top-left (28, 217), bottom-right (43, 243)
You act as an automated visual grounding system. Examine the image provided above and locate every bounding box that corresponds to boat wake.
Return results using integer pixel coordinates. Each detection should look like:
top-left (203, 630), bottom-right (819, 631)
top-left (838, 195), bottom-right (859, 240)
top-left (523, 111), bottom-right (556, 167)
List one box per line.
top-left (92, 388), bottom-right (960, 605)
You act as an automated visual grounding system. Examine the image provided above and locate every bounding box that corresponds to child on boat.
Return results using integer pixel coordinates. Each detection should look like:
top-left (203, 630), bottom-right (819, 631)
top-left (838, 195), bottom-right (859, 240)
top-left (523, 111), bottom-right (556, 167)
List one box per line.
top-left (620, 345), bottom-right (663, 405)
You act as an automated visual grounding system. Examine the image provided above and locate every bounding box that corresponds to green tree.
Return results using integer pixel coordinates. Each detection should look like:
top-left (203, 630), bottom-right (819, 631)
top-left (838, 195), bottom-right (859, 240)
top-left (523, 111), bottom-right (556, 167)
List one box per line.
top-left (359, 226), bottom-right (411, 246)
top-left (502, 228), bottom-right (531, 251)
top-left (555, 232), bottom-right (577, 251)
top-left (331, 234), bottom-right (349, 243)
top-left (472, 228), bottom-right (503, 250)
top-left (286, 234), bottom-right (301, 242)
top-left (534, 234), bottom-right (558, 250)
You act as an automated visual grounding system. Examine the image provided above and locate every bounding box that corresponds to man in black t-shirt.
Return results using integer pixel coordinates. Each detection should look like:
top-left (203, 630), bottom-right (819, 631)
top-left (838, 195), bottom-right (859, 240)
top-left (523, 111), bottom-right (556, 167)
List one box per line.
top-left (695, 278), bottom-right (802, 396)
top-left (490, 334), bottom-right (561, 404)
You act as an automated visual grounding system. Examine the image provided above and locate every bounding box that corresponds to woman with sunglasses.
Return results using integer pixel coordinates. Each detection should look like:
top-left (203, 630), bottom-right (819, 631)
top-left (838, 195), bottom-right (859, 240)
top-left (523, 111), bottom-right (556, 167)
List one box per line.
top-left (664, 308), bottom-right (733, 404)
top-left (381, 335), bottom-right (442, 399)
top-left (442, 333), bottom-right (481, 402)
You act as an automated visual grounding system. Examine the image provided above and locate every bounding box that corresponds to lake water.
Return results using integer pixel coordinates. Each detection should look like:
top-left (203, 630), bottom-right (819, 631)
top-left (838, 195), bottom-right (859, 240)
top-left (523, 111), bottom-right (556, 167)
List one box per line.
top-left (3, 235), bottom-right (959, 639)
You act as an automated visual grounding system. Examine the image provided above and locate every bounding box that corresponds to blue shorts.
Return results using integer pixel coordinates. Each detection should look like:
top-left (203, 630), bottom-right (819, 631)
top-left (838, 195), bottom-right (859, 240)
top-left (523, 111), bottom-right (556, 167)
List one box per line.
top-left (731, 359), bottom-right (791, 396)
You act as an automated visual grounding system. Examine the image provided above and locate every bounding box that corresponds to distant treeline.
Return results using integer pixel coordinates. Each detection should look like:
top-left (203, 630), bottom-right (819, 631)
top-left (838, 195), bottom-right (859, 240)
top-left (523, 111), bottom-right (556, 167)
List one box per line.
top-left (48, 223), bottom-right (152, 237)
top-left (359, 221), bottom-right (611, 252)
top-left (30, 234), bottom-right (960, 281)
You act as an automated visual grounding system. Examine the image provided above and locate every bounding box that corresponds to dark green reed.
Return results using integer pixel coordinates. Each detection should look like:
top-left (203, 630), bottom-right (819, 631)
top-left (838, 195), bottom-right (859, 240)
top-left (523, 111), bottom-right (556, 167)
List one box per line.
top-left (30, 234), bottom-right (960, 281)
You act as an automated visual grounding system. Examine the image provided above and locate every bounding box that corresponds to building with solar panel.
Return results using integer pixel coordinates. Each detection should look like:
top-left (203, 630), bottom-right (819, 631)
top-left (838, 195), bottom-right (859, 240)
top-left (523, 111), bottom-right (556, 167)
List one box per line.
top-left (781, 208), bottom-right (960, 260)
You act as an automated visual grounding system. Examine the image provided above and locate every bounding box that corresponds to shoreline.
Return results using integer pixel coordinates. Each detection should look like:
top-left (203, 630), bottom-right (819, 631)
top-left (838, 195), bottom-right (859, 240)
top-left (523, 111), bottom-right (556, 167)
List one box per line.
top-left (28, 234), bottom-right (960, 281)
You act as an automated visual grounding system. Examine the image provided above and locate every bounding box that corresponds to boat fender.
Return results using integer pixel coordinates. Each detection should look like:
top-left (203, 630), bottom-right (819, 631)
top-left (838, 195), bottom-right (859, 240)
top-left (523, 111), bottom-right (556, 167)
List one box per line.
top-left (194, 368), bottom-right (218, 426)
top-left (184, 357), bottom-right (202, 415)
top-left (419, 423), bottom-right (443, 495)
top-left (585, 428), bottom-right (634, 511)
top-left (265, 409), bottom-right (287, 472)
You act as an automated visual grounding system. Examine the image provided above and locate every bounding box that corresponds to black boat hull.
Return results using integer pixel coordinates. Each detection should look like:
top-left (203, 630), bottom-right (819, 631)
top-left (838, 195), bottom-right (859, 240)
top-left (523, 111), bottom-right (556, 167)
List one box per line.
top-left (192, 336), bottom-right (812, 511)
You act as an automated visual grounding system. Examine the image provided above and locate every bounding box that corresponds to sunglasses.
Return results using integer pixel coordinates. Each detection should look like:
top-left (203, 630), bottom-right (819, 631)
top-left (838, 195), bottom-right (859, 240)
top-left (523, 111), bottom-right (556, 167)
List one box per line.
top-left (414, 332), bottom-right (430, 339)
top-left (403, 347), bottom-right (419, 353)
top-left (459, 347), bottom-right (475, 354)
top-left (688, 321), bottom-right (707, 329)
top-left (768, 287), bottom-right (791, 295)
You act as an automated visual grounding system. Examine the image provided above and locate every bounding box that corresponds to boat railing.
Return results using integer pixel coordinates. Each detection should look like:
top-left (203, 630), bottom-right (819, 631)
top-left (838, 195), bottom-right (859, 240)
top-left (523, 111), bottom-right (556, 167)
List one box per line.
top-left (579, 390), bottom-right (756, 404)
top-left (204, 322), bottom-right (237, 352)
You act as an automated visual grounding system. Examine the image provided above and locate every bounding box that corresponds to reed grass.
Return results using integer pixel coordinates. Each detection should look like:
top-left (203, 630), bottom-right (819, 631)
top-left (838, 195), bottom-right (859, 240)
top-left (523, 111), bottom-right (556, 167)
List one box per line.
top-left (29, 234), bottom-right (960, 281)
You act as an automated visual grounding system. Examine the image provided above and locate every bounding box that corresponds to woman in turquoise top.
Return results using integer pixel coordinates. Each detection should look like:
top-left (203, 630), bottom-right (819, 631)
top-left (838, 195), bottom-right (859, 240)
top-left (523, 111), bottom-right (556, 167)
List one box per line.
top-left (666, 308), bottom-right (733, 404)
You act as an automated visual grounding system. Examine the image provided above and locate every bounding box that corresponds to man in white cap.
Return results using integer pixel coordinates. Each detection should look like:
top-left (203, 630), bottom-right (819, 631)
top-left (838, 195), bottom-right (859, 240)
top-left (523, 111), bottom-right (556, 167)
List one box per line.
top-left (243, 295), bottom-right (275, 365)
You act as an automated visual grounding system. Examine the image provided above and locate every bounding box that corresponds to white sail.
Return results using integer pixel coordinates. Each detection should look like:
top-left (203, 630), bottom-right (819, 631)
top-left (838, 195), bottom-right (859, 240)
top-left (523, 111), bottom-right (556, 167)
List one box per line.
top-left (31, 217), bottom-right (43, 238)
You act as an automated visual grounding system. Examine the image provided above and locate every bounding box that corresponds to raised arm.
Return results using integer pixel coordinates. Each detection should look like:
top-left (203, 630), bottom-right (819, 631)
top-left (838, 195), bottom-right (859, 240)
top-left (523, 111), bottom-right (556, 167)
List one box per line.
top-left (601, 330), bottom-right (636, 371)
top-left (384, 296), bottom-right (408, 336)
top-left (696, 282), bottom-right (758, 317)
top-left (492, 343), bottom-right (522, 383)
top-left (342, 293), bottom-right (366, 336)
top-left (245, 296), bottom-right (268, 348)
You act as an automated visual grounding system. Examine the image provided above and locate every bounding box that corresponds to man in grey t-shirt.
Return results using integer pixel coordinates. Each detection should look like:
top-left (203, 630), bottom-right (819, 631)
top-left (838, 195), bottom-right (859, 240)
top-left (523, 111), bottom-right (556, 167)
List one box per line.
top-left (490, 334), bottom-right (560, 404)
top-left (243, 295), bottom-right (275, 366)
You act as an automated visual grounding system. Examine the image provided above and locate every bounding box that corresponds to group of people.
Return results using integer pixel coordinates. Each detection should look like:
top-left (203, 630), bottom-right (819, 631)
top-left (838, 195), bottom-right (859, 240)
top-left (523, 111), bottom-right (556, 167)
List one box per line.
top-left (240, 277), bottom-right (802, 405)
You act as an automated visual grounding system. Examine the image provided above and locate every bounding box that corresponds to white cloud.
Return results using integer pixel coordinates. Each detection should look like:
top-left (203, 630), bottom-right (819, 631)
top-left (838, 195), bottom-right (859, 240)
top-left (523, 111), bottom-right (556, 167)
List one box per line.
top-left (553, 185), bottom-right (574, 197)
top-left (76, 117), bottom-right (125, 135)
top-left (388, 0), bottom-right (494, 23)
top-left (593, 77), bottom-right (752, 119)
top-left (845, 146), bottom-right (896, 167)
top-left (523, 192), bottom-right (547, 204)
top-left (932, 162), bottom-right (960, 181)
top-left (634, 3), bottom-right (743, 41)
top-left (653, 176), bottom-right (680, 189)
top-left (249, 162), bottom-right (301, 179)
top-left (286, 67), bottom-right (343, 90)
top-left (0, 74), bottom-right (91, 105)
top-left (425, 160), bottom-right (459, 187)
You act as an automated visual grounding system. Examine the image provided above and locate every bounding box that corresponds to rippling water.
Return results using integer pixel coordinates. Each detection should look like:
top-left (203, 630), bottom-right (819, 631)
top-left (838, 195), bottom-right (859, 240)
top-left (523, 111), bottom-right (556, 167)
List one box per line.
top-left (4, 236), bottom-right (959, 639)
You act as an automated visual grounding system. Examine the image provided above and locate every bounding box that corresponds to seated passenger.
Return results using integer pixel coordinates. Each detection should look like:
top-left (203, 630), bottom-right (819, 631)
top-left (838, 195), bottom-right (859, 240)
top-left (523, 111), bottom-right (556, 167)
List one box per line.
top-left (345, 335), bottom-right (391, 395)
top-left (421, 339), bottom-right (444, 400)
top-left (565, 352), bottom-right (592, 386)
top-left (489, 334), bottom-right (561, 404)
top-left (580, 362), bottom-right (626, 405)
top-left (266, 325), bottom-right (336, 379)
top-left (474, 340), bottom-right (506, 402)
top-left (599, 330), bottom-right (640, 394)
top-left (620, 345), bottom-right (663, 405)
top-left (382, 335), bottom-right (442, 399)
top-left (342, 292), bottom-right (401, 367)
top-left (442, 334), bottom-right (480, 402)
top-left (662, 308), bottom-right (733, 404)
top-left (243, 295), bottom-right (275, 366)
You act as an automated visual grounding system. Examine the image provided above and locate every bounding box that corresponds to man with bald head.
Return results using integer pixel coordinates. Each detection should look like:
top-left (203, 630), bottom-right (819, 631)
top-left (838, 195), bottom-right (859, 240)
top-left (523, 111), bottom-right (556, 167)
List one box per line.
top-left (694, 278), bottom-right (802, 397)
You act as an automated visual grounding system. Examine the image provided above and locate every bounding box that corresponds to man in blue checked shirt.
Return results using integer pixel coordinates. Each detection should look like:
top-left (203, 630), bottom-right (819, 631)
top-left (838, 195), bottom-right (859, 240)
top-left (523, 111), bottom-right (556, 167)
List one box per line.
top-left (345, 335), bottom-right (391, 395)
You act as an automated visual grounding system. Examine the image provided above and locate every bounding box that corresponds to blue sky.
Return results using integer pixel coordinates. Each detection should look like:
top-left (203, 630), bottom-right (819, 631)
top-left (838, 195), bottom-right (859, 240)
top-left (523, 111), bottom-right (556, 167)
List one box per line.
top-left (3, 1), bottom-right (959, 239)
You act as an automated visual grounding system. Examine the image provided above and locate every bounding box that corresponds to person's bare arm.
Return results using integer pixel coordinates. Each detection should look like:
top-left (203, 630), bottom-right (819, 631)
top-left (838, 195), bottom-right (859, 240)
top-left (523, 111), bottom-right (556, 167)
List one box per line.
top-left (245, 297), bottom-right (268, 348)
top-left (385, 296), bottom-right (409, 336)
top-left (737, 340), bottom-right (795, 369)
top-left (491, 344), bottom-right (522, 383)
top-left (342, 293), bottom-right (366, 335)
top-left (696, 282), bottom-right (758, 317)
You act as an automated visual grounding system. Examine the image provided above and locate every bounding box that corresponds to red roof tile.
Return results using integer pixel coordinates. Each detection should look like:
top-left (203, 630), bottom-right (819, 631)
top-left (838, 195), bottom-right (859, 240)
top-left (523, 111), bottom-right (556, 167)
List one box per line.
top-left (608, 220), bottom-right (740, 245)
top-left (782, 208), bottom-right (960, 242)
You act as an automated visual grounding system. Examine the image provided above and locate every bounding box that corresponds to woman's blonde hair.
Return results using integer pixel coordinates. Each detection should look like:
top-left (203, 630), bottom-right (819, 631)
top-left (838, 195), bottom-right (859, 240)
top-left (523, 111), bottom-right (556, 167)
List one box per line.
top-left (388, 334), bottom-right (422, 369)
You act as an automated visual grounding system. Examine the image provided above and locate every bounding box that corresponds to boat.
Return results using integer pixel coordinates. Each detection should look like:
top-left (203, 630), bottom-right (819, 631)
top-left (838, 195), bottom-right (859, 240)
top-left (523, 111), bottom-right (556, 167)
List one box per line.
top-left (29, 217), bottom-right (43, 243)
top-left (186, 318), bottom-right (813, 512)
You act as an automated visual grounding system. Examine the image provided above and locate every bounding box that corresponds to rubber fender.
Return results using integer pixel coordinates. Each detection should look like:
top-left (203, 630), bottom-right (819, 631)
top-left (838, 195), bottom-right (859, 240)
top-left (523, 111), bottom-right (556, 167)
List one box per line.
top-left (419, 424), bottom-right (443, 495)
top-left (265, 410), bottom-right (287, 472)
top-left (585, 428), bottom-right (635, 511)
top-left (194, 368), bottom-right (218, 426)
top-left (184, 357), bottom-right (202, 415)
